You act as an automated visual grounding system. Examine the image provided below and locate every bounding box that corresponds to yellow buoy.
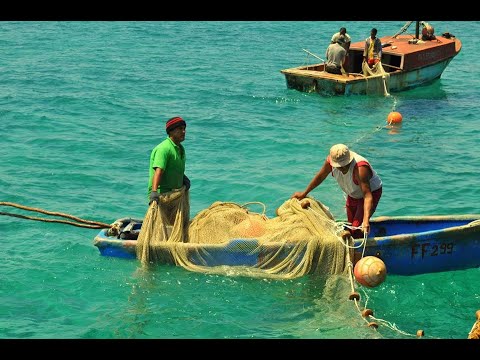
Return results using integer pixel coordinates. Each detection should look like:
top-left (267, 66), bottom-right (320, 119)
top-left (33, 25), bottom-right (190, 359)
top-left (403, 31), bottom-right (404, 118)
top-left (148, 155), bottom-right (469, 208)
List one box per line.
top-left (387, 111), bottom-right (403, 124)
top-left (354, 256), bottom-right (387, 288)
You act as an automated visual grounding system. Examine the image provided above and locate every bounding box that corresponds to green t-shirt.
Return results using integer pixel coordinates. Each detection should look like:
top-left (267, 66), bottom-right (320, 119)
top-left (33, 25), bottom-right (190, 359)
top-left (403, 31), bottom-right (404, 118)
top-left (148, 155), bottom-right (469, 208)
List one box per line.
top-left (148, 137), bottom-right (186, 197)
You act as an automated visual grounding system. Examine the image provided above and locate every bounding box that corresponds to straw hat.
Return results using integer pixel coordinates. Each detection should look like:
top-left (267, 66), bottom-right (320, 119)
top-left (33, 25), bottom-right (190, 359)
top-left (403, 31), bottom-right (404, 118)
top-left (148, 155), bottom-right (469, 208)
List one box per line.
top-left (329, 144), bottom-right (354, 167)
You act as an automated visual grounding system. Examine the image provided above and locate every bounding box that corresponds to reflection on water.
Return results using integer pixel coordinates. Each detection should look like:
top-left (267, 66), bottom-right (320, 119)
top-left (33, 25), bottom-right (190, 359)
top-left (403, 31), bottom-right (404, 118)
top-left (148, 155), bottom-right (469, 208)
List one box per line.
top-left (399, 79), bottom-right (449, 100)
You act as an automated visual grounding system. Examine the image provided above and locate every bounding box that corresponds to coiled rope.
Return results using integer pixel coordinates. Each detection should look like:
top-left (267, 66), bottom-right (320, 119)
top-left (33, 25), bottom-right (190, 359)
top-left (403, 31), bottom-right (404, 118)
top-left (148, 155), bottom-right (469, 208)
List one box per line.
top-left (0, 201), bottom-right (111, 229)
top-left (341, 228), bottom-right (426, 338)
top-left (307, 202), bottom-right (428, 337)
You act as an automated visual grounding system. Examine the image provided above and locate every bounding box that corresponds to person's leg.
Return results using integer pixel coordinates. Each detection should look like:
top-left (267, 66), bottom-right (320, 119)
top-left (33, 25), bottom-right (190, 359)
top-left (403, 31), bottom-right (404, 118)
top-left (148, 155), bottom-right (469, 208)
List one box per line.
top-left (350, 211), bottom-right (364, 239)
top-left (326, 65), bottom-right (342, 74)
top-left (345, 196), bottom-right (363, 238)
top-left (346, 188), bottom-right (383, 238)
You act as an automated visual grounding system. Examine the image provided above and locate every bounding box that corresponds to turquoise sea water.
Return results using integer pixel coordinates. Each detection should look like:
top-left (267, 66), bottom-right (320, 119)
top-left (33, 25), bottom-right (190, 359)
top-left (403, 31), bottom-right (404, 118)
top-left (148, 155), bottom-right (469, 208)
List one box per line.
top-left (1, 21), bottom-right (479, 340)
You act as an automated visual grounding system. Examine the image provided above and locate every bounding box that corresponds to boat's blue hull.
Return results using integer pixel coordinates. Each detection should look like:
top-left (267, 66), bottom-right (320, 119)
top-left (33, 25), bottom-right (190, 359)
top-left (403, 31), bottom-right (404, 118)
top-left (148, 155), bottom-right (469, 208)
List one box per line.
top-left (94, 215), bottom-right (480, 275)
top-left (356, 216), bottom-right (480, 275)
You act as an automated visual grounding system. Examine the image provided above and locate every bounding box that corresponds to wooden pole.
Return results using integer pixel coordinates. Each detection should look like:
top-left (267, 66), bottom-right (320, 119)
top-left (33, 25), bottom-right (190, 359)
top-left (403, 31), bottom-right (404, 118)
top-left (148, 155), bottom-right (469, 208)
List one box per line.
top-left (381, 63), bottom-right (402, 71)
top-left (302, 49), bottom-right (325, 63)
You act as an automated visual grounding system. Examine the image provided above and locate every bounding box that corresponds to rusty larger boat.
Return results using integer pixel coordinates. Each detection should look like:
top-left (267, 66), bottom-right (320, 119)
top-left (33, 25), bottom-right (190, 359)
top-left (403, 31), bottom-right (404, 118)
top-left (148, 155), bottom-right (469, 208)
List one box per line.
top-left (280, 21), bottom-right (462, 96)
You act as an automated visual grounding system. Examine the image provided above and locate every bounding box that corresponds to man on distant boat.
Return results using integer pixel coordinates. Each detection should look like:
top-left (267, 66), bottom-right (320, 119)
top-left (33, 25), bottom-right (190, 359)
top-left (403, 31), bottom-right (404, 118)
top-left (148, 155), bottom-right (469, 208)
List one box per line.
top-left (325, 35), bottom-right (347, 75)
top-left (331, 27), bottom-right (351, 52)
top-left (363, 28), bottom-right (382, 68)
top-left (331, 27), bottom-right (351, 69)
top-left (291, 144), bottom-right (382, 239)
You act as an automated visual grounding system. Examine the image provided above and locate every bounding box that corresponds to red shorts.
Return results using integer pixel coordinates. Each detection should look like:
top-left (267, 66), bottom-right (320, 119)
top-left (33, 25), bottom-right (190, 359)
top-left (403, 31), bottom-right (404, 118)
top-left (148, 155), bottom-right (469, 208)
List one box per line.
top-left (345, 187), bottom-right (382, 238)
top-left (368, 58), bottom-right (379, 66)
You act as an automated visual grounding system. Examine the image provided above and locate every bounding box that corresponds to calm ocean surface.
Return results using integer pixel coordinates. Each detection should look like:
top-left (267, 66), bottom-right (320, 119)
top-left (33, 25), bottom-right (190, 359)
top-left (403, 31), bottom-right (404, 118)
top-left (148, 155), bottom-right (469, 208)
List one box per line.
top-left (1, 21), bottom-right (479, 340)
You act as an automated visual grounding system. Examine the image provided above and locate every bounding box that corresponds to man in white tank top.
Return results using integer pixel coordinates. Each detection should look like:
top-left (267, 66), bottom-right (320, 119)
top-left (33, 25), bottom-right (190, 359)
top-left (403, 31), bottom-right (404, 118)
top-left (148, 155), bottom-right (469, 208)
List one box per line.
top-left (291, 144), bottom-right (382, 238)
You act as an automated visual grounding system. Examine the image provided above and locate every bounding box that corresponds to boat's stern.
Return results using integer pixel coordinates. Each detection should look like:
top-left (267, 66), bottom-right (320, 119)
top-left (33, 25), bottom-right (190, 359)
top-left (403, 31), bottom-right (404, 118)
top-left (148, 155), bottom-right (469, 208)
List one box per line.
top-left (94, 229), bottom-right (137, 259)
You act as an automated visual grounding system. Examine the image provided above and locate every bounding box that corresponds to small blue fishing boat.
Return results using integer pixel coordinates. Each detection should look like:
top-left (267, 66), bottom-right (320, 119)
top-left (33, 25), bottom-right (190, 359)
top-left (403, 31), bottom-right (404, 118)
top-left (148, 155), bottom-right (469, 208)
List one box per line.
top-left (93, 214), bottom-right (480, 276)
top-left (355, 215), bottom-right (480, 275)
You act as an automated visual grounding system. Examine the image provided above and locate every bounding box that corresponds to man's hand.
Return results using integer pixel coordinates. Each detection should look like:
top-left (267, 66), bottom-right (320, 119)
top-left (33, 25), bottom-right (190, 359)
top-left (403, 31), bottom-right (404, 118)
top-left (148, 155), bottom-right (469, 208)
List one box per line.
top-left (362, 220), bottom-right (370, 237)
top-left (149, 191), bottom-right (160, 205)
top-left (291, 191), bottom-right (306, 200)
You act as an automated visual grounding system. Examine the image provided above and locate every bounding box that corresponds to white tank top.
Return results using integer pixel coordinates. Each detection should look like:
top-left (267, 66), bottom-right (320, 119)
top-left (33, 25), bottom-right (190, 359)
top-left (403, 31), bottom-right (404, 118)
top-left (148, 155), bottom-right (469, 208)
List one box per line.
top-left (330, 152), bottom-right (382, 199)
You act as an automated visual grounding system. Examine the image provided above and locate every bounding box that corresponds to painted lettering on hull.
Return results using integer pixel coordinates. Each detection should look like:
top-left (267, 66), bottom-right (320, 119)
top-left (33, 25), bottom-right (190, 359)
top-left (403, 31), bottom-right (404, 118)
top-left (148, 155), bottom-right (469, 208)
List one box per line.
top-left (411, 243), bottom-right (454, 259)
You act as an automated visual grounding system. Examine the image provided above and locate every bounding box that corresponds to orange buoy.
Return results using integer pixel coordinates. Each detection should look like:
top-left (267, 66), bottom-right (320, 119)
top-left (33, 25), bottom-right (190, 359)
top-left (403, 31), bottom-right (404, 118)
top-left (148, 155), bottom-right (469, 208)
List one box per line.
top-left (387, 111), bottom-right (403, 124)
top-left (232, 217), bottom-right (266, 238)
top-left (354, 256), bottom-right (387, 288)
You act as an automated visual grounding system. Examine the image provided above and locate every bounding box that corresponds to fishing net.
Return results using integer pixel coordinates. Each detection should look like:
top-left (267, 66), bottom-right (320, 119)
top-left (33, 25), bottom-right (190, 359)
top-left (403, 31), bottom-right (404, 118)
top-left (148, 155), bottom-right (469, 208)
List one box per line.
top-left (362, 61), bottom-right (391, 95)
top-left (468, 311), bottom-right (480, 339)
top-left (136, 188), bottom-right (351, 280)
top-left (136, 187), bottom-right (190, 264)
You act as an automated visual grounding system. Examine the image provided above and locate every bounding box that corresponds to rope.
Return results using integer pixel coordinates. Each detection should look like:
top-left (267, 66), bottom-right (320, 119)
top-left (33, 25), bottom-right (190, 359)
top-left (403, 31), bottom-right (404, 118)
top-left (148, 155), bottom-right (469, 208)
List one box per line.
top-left (240, 201), bottom-right (267, 217)
top-left (304, 202), bottom-right (379, 333)
top-left (392, 21), bottom-right (414, 38)
top-left (326, 219), bottom-right (429, 338)
top-left (302, 48), bottom-right (325, 63)
top-left (341, 233), bottom-right (383, 333)
top-left (0, 202), bottom-right (112, 229)
top-left (382, 75), bottom-right (390, 97)
top-left (361, 231), bottom-right (367, 258)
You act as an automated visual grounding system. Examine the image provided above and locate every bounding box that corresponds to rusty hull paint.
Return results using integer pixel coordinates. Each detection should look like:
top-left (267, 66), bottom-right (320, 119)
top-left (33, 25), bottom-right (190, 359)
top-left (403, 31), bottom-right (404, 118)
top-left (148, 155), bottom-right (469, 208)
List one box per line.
top-left (350, 34), bottom-right (461, 71)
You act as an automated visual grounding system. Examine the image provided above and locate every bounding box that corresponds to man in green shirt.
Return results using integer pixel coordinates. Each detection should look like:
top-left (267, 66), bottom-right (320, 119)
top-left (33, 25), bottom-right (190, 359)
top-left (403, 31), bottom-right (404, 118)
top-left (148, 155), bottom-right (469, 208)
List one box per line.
top-left (141, 116), bottom-right (190, 245)
top-left (148, 116), bottom-right (190, 204)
